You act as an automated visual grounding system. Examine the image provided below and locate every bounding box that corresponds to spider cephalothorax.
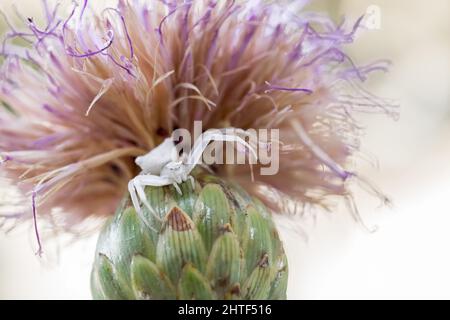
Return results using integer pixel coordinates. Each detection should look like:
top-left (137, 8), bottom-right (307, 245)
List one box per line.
top-left (129, 128), bottom-right (257, 219)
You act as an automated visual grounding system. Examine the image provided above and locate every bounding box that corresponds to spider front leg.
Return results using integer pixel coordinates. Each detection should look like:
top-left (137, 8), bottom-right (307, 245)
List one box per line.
top-left (128, 179), bottom-right (141, 217)
top-left (129, 174), bottom-right (173, 224)
top-left (188, 175), bottom-right (195, 189)
top-left (128, 179), bottom-right (158, 231)
top-left (134, 180), bottom-right (162, 223)
top-left (172, 182), bottom-right (182, 195)
top-left (186, 129), bottom-right (258, 173)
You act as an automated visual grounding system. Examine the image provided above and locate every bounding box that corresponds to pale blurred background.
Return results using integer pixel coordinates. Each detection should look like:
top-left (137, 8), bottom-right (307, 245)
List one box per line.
top-left (0, 0), bottom-right (449, 299)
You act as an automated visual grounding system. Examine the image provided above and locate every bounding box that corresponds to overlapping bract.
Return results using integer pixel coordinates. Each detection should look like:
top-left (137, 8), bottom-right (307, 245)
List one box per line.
top-left (91, 170), bottom-right (287, 300)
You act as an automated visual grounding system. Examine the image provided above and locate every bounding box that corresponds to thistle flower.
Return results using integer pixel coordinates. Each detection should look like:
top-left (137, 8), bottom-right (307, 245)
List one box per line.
top-left (0, 0), bottom-right (396, 296)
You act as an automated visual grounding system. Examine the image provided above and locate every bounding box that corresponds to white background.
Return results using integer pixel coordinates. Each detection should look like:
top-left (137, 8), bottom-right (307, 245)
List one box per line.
top-left (0, 0), bottom-right (449, 299)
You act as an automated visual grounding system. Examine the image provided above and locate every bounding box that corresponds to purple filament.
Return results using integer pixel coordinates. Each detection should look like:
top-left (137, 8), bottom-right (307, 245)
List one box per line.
top-left (229, 15), bottom-right (258, 69)
top-left (62, 3), bottom-right (77, 36)
top-left (102, 52), bottom-right (135, 77)
top-left (31, 190), bottom-right (43, 256)
top-left (265, 82), bottom-right (313, 94)
top-left (157, 7), bottom-right (178, 41)
top-left (102, 7), bottom-right (134, 59)
top-left (80, 0), bottom-right (88, 22)
top-left (156, 2), bottom-right (192, 42)
top-left (67, 30), bottom-right (114, 58)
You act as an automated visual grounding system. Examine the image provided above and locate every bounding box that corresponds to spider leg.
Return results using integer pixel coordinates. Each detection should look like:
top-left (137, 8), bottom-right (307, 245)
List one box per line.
top-left (129, 175), bottom-right (173, 225)
top-left (128, 179), bottom-right (158, 232)
top-left (134, 180), bottom-right (163, 223)
top-left (134, 174), bottom-right (173, 186)
top-left (172, 182), bottom-right (182, 195)
top-left (188, 175), bottom-right (195, 189)
top-left (186, 129), bottom-right (257, 172)
top-left (128, 180), bottom-right (141, 217)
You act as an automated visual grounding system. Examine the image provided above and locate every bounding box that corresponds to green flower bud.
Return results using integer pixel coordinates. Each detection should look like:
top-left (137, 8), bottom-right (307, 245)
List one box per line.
top-left (91, 170), bottom-right (288, 300)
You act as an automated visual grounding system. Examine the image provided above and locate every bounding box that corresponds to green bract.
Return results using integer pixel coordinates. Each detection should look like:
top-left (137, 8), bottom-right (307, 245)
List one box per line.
top-left (91, 170), bottom-right (288, 300)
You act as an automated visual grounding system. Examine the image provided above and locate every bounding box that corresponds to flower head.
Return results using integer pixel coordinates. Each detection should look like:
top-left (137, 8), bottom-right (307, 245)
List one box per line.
top-left (0, 1), bottom-right (397, 239)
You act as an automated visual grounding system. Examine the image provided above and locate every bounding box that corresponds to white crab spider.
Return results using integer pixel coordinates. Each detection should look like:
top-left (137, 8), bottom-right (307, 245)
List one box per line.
top-left (128, 128), bottom-right (257, 220)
